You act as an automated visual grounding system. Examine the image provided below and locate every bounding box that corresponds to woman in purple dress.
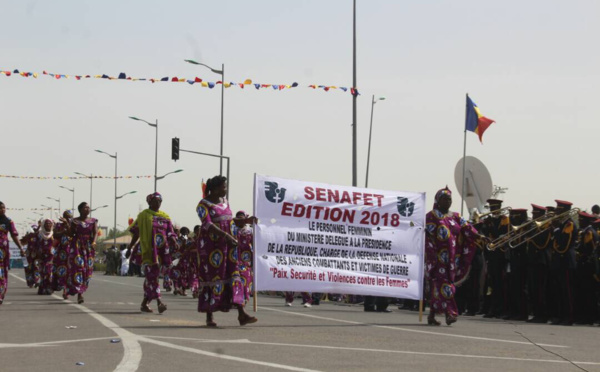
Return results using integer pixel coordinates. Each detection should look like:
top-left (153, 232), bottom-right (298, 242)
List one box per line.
top-left (21, 224), bottom-right (41, 288)
top-left (172, 227), bottom-right (191, 296)
top-left (425, 187), bottom-right (486, 326)
top-left (37, 219), bottom-right (55, 295)
top-left (52, 211), bottom-right (73, 298)
top-left (0, 201), bottom-right (25, 305)
top-left (128, 192), bottom-right (178, 314)
top-left (233, 211), bottom-right (254, 304)
top-left (197, 176), bottom-right (257, 327)
top-left (66, 202), bottom-right (98, 304)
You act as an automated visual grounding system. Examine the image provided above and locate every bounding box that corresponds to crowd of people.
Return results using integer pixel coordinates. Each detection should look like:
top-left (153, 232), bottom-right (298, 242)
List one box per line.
top-left (3, 181), bottom-right (600, 328)
top-left (424, 187), bottom-right (600, 326)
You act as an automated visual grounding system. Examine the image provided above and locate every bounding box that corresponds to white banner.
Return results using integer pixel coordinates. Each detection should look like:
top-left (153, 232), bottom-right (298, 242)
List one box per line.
top-left (253, 174), bottom-right (425, 299)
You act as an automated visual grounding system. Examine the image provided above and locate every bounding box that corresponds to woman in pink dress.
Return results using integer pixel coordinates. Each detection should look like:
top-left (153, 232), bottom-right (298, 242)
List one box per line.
top-left (66, 202), bottom-right (98, 304)
top-left (37, 219), bottom-right (55, 295)
top-left (232, 211), bottom-right (254, 304)
top-left (52, 211), bottom-right (73, 298)
top-left (197, 176), bottom-right (257, 327)
top-left (0, 201), bottom-right (25, 305)
top-left (425, 187), bottom-right (487, 326)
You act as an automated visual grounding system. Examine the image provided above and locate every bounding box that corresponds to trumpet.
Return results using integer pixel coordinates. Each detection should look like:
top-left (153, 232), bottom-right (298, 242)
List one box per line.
top-left (471, 207), bottom-right (512, 224)
top-left (487, 208), bottom-right (580, 251)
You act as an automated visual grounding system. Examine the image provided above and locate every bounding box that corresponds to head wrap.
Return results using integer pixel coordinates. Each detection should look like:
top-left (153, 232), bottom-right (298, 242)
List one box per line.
top-left (433, 186), bottom-right (452, 210)
top-left (146, 192), bottom-right (162, 205)
top-left (236, 210), bottom-right (248, 218)
top-left (38, 219), bottom-right (54, 241)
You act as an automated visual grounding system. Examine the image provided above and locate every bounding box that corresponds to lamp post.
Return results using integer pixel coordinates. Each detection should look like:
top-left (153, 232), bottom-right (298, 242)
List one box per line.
top-left (95, 149), bottom-right (118, 249)
top-left (352, 0), bottom-right (357, 187)
top-left (59, 186), bottom-right (75, 217)
top-left (129, 117), bottom-right (159, 192)
top-left (46, 197), bottom-right (61, 214)
top-left (115, 191), bottom-right (137, 247)
top-left (156, 169), bottom-right (184, 183)
top-left (91, 204), bottom-right (109, 212)
top-left (74, 172), bottom-right (94, 215)
top-left (41, 204), bottom-right (53, 219)
top-left (365, 95), bottom-right (386, 188)
top-left (184, 59), bottom-right (225, 175)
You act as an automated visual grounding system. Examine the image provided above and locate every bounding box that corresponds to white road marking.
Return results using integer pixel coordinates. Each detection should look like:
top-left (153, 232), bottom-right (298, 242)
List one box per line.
top-left (141, 337), bottom-right (323, 372)
top-left (94, 278), bottom-right (141, 288)
top-left (140, 335), bottom-right (600, 367)
top-left (260, 306), bottom-right (569, 349)
top-left (0, 337), bottom-right (114, 348)
top-left (10, 273), bottom-right (141, 372)
top-left (6, 273), bottom-right (326, 372)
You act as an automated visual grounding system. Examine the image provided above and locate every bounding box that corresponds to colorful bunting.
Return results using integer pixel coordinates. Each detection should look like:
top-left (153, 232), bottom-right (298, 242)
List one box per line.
top-left (1, 68), bottom-right (359, 95)
top-left (0, 174), bottom-right (153, 180)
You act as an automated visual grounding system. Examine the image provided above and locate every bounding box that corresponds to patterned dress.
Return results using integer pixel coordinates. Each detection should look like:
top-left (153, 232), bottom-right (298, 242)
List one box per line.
top-left (67, 218), bottom-right (97, 296)
top-left (196, 198), bottom-right (244, 313)
top-left (0, 217), bottom-right (18, 302)
top-left (23, 232), bottom-right (41, 288)
top-left (52, 222), bottom-right (71, 291)
top-left (129, 213), bottom-right (176, 300)
top-left (425, 209), bottom-right (479, 317)
top-left (37, 233), bottom-right (55, 294)
top-left (170, 236), bottom-right (189, 292)
top-left (234, 224), bottom-right (254, 302)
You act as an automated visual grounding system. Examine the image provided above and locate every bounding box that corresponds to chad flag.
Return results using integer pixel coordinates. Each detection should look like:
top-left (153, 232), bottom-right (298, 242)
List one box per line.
top-left (465, 95), bottom-right (495, 143)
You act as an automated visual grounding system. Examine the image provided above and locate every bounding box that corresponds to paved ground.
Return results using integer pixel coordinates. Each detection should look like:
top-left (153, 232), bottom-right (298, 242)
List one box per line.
top-left (1, 270), bottom-right (599, 372)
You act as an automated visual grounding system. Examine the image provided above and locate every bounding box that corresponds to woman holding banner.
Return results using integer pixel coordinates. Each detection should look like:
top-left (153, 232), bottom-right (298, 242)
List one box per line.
top-left (425, 187), bottom-right (486, 326)
top-left (196, 176), bottom-right (257, 327)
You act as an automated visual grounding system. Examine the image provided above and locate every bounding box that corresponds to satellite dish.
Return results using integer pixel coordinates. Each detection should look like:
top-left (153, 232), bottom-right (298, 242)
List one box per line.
top-left (454, 156), bottom-right (493, 214)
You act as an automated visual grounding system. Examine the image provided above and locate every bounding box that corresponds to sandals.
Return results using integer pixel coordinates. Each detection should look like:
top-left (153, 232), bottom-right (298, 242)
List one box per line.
top-left (62, 292), bottom-right (68, 300)
top-left (427, 315), bottom-right (441, 326)
top-left (140, 305), bottom-right (154, 313)
top-left (157, 303), bottom-right (167, 314)
top-left (77, 295), bottom-right (84, 304)
top-left (238, 314), bottom-right (258, 326)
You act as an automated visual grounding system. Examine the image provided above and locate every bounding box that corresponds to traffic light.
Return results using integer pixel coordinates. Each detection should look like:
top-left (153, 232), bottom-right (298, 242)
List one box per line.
top-left (172, 137), bottom-right (180, 161)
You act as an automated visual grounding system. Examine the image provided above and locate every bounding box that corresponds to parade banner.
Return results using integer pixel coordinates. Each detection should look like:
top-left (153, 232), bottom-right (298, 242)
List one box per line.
top-left (254, 174), bottom-right (425, 299)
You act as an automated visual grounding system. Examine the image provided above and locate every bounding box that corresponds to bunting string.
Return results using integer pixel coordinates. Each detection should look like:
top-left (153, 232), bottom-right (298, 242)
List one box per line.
top-left (1, 68), bottom-right (359, 96)
top-left (0, 174), bottom-right (152, 180)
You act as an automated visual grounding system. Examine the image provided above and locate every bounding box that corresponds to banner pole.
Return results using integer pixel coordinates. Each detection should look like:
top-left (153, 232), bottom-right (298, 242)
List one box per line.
top-left (419, 300), bottom-right (423, 322)
top-left (461, 93), bottom-right (468, 216)
top-left (252, 173), bottom-right (258, 313)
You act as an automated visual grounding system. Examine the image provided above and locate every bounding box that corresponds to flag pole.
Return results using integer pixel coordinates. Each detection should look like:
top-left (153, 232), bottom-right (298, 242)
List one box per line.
top-left (461, 93), bottom-right (468, 217)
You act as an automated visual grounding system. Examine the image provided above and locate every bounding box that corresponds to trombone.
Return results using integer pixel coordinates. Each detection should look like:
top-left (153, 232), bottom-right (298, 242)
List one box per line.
top-left (471, 207), bottom-right (512, 224)
top-left (487, 208), bottom-right (580, 251)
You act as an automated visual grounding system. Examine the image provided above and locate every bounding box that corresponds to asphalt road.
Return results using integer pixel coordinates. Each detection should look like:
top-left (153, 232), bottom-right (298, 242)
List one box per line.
top-left (1, 270), bottom-right (599, 372)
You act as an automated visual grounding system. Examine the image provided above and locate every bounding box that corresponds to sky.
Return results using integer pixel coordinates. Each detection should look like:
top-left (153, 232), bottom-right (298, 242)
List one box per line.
top-left (2, 0), bottom-right (599, 234)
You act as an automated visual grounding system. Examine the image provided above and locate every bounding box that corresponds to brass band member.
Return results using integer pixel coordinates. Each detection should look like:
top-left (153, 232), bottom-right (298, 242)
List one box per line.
top-left (504, 208), bottom-right (528, 321)
top-left (483, 199), bottom-right (510, 319)
top-left (549, 200), bottom-right (578, 326)
top-left (526, 204), bottom-right (551, 323)
top-left (574, 212), bottom-right (598, 325)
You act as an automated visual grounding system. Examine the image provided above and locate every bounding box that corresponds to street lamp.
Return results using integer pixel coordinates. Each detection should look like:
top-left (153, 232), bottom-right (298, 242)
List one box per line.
top-left (184, 59), bottom-right (225, 175)
top-left (46, 196), bottom-right (61, 213)
top-left (41, 204), bottom-right (53, 219)
top-left (156, 169), bottom-right (183, 182)
top-left (96, 149), bottom-right (119, 250)
top-left (365, 95), bottom-right (386, 188)
top-left (91, 204), bottom-right (109, 212)
top-left (59, 186), bottom-right (75, 217)
top-left (74, 172), bottom-right (94, 215)
top-left (113, 191), bottom-right (136, 246)
top-left (129, 116), bottom-right (159, 192)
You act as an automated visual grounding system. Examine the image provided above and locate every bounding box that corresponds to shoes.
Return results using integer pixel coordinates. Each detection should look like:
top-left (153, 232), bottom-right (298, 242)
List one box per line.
top-left (206, 314), bottom-right (217, 327)
top-left (463, 311), bottom-right (477, 317)
top-left (377, 309), bottom-right (393, 313)
top-left (77, 295), bottom-right (84, 304)
top-left (303, 303), bottom-right (312, 308)
top-left (285, 302), bottom-right (292, 307)
top-left (364, 307), bottom-right (376, 312)
top-left (483, 313), bottom-right (495, 318)
top-left (550, 318), bottom-right (562, 325)
top-left (560, 320), bottom-right (573, 326)
top-left (427, 315), bottom-right (441, 326)
top-left (445, 315), bottom-right (457, 326)
top-left (157, 303), bottom-right (167, 314)
top-left (140, 305), bottom-right (154, 313)
top-left (238, 314), bottom-right (258, 326)
top-left (527, 317), bottom-right (548, 324)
